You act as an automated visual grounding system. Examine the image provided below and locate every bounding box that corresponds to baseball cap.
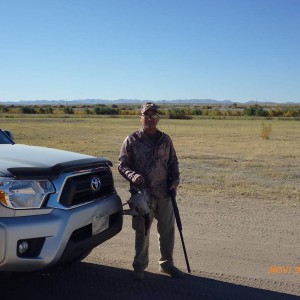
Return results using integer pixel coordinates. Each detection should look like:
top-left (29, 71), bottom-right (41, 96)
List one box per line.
top-left (141, 102), bottom-right (159, 114)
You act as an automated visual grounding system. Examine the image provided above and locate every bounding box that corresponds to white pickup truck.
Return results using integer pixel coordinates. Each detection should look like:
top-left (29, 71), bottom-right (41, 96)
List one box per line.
top-left (0, 129), bottom-right (123, 272)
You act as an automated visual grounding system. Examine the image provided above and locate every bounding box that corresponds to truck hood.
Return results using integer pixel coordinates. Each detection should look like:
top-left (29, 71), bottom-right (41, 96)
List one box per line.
top-left (0, 144), bottom-right (110, 178)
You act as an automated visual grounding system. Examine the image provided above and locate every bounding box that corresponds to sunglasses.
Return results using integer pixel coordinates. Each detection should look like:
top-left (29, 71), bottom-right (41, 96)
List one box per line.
top-left (141, 113), bottom-right (159, 119)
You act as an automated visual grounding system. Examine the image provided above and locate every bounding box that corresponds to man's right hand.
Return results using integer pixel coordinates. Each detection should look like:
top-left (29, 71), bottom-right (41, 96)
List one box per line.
top-left (132, 174), bottom-right (145, 185)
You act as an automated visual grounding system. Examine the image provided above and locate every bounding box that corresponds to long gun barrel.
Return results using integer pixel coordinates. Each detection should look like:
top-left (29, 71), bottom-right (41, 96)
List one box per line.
top-left (169, 189), bottom-right (191, 273)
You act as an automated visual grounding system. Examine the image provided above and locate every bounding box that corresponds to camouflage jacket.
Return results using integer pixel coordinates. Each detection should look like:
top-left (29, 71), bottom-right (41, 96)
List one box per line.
top-left (118, 128), bottom-right (180, 197)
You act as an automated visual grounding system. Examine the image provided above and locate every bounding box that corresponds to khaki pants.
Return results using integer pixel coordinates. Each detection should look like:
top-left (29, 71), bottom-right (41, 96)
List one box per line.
top-left (132, 194), bottom-right (175, 271)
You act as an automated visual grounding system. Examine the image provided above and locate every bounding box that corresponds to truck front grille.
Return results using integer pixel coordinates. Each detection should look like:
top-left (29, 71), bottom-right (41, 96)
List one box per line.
top-left (59, 169), bottom-right (115, 207)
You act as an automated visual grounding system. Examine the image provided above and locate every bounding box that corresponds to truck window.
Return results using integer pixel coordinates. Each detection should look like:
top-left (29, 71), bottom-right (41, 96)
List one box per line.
top-left (0, 130), bottom-right (13, 144)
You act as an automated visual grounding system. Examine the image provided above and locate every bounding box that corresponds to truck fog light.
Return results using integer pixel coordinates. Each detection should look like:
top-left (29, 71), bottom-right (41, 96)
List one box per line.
top-left (17, 237), bottom-right (45, 258)
top-left (18, 241), bottom-right (29, 254)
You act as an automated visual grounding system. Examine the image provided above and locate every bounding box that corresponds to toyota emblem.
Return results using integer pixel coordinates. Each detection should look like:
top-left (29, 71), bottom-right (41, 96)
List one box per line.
top-left (91, 177), bottom-right (101, 191)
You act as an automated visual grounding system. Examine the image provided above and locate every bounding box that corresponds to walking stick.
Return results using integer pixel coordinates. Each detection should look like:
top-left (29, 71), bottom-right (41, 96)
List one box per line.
top-left (169, 189), bottom-right (191, 273)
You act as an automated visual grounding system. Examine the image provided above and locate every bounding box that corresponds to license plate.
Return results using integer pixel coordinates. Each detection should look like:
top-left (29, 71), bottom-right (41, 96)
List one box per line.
top-left (92, 213), bottom-right (109, 235)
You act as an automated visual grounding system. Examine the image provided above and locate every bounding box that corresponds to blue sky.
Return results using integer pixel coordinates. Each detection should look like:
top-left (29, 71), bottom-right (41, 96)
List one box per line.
top-left (1, 0), bottom-right (299, 103)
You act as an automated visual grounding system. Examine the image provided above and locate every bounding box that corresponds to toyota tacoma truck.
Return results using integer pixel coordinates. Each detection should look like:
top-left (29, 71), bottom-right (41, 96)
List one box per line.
top-left (0, 129), bottom-right (123, 272)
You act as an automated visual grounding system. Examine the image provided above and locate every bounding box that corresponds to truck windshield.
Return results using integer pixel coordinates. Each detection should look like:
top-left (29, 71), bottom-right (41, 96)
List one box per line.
top-left (0, 130), bottom-right (13, 144)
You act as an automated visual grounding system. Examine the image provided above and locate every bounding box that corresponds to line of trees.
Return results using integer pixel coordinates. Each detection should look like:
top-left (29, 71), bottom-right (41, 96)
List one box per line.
top-left (1, 104), bottom-right (300, 119)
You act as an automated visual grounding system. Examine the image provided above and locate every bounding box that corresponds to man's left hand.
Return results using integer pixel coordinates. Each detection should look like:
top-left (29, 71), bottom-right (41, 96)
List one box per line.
top-left (169, 183), bottom-right (178, 193)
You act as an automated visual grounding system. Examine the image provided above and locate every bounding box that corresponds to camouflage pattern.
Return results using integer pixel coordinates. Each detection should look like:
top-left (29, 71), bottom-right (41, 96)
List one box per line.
top-left (140, 102), bottom-right (159, 114)
top-left (118, 128), bottom-right (180, 198)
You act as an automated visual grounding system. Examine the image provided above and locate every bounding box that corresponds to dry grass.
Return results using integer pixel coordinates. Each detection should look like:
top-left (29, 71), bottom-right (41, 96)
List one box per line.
top-left (261, 122), bottom-right (272, 139)
top-left (1, 117), bottom-right (299, 206)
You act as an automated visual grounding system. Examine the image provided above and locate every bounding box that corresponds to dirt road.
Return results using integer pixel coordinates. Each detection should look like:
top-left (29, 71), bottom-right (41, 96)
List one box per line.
top-left (1, 189), bottom-right (299, 299)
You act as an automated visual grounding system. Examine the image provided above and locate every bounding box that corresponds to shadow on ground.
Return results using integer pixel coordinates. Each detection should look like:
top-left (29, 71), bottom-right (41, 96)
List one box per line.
top-left (0, 262), bottom-right (298, 300)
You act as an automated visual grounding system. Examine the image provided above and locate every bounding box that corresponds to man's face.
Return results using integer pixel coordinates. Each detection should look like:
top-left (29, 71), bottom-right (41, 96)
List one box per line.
top-left (140, 109), bottom-right (159, 131)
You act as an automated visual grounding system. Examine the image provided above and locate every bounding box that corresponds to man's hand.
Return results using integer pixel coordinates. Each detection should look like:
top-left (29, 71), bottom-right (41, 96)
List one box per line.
top-left (169, 183), bottom-right (179, 193)
top-left (132, 174), bottom-right (145, 185)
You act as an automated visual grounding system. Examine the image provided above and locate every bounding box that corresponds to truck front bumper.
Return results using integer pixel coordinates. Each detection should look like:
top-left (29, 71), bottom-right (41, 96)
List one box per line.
top-left (0, 194), bottom-right (123, 272)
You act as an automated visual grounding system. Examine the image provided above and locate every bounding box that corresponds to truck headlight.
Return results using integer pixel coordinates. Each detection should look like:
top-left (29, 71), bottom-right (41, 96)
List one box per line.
top-left (0, 178), bottom-right (55, 209)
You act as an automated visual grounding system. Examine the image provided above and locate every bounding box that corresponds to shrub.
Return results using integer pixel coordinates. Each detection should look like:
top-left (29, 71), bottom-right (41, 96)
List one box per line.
top-left (84, 108), bottom-right (93, 115)
top-left (20, 106), bottom-right (36, 114)
top-left (269, 109), bottom-right (284, 117)
top-left (283, 109), bottom-right (299, 118)
top-left (261, 122), bottom-right (272, 139)
top-left (45, 107), bottom-right (53, 114)
top-left (94, 106), bottom-right (119, 115)
top-left (0, 106), bottom-right (9, 113)
top-left (38, 107), bottom-right (45, 114)
top-left (63, 106), bottom-right (74, 114)
top-left (168, 108), bottom-right (192, 119)
top-left (244, 105), bottom-right (269, 117)
top-left (191, 108), bottom-right (202, 115)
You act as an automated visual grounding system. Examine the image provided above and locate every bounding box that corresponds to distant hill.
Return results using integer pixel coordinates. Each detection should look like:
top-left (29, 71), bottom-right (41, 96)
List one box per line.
top-left (0, 99), bottom-right (297, 105)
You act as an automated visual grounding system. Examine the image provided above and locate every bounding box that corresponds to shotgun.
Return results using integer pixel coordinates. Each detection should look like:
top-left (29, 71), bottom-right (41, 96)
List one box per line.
top-left (169, 189), bottom-right (191, 273)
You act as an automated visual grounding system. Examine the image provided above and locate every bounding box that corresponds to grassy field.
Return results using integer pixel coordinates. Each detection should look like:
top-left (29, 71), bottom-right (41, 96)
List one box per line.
top-left (1, 117), bottom-right (299, 206)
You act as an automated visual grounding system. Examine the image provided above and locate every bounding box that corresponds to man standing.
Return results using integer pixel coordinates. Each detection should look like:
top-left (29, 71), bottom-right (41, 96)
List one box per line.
top-left (118, 102), bottom-right (184, 280)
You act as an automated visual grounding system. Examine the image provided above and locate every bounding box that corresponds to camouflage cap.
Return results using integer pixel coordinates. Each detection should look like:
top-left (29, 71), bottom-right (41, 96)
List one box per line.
top-left (141, 102), bottom-right (159, 114)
